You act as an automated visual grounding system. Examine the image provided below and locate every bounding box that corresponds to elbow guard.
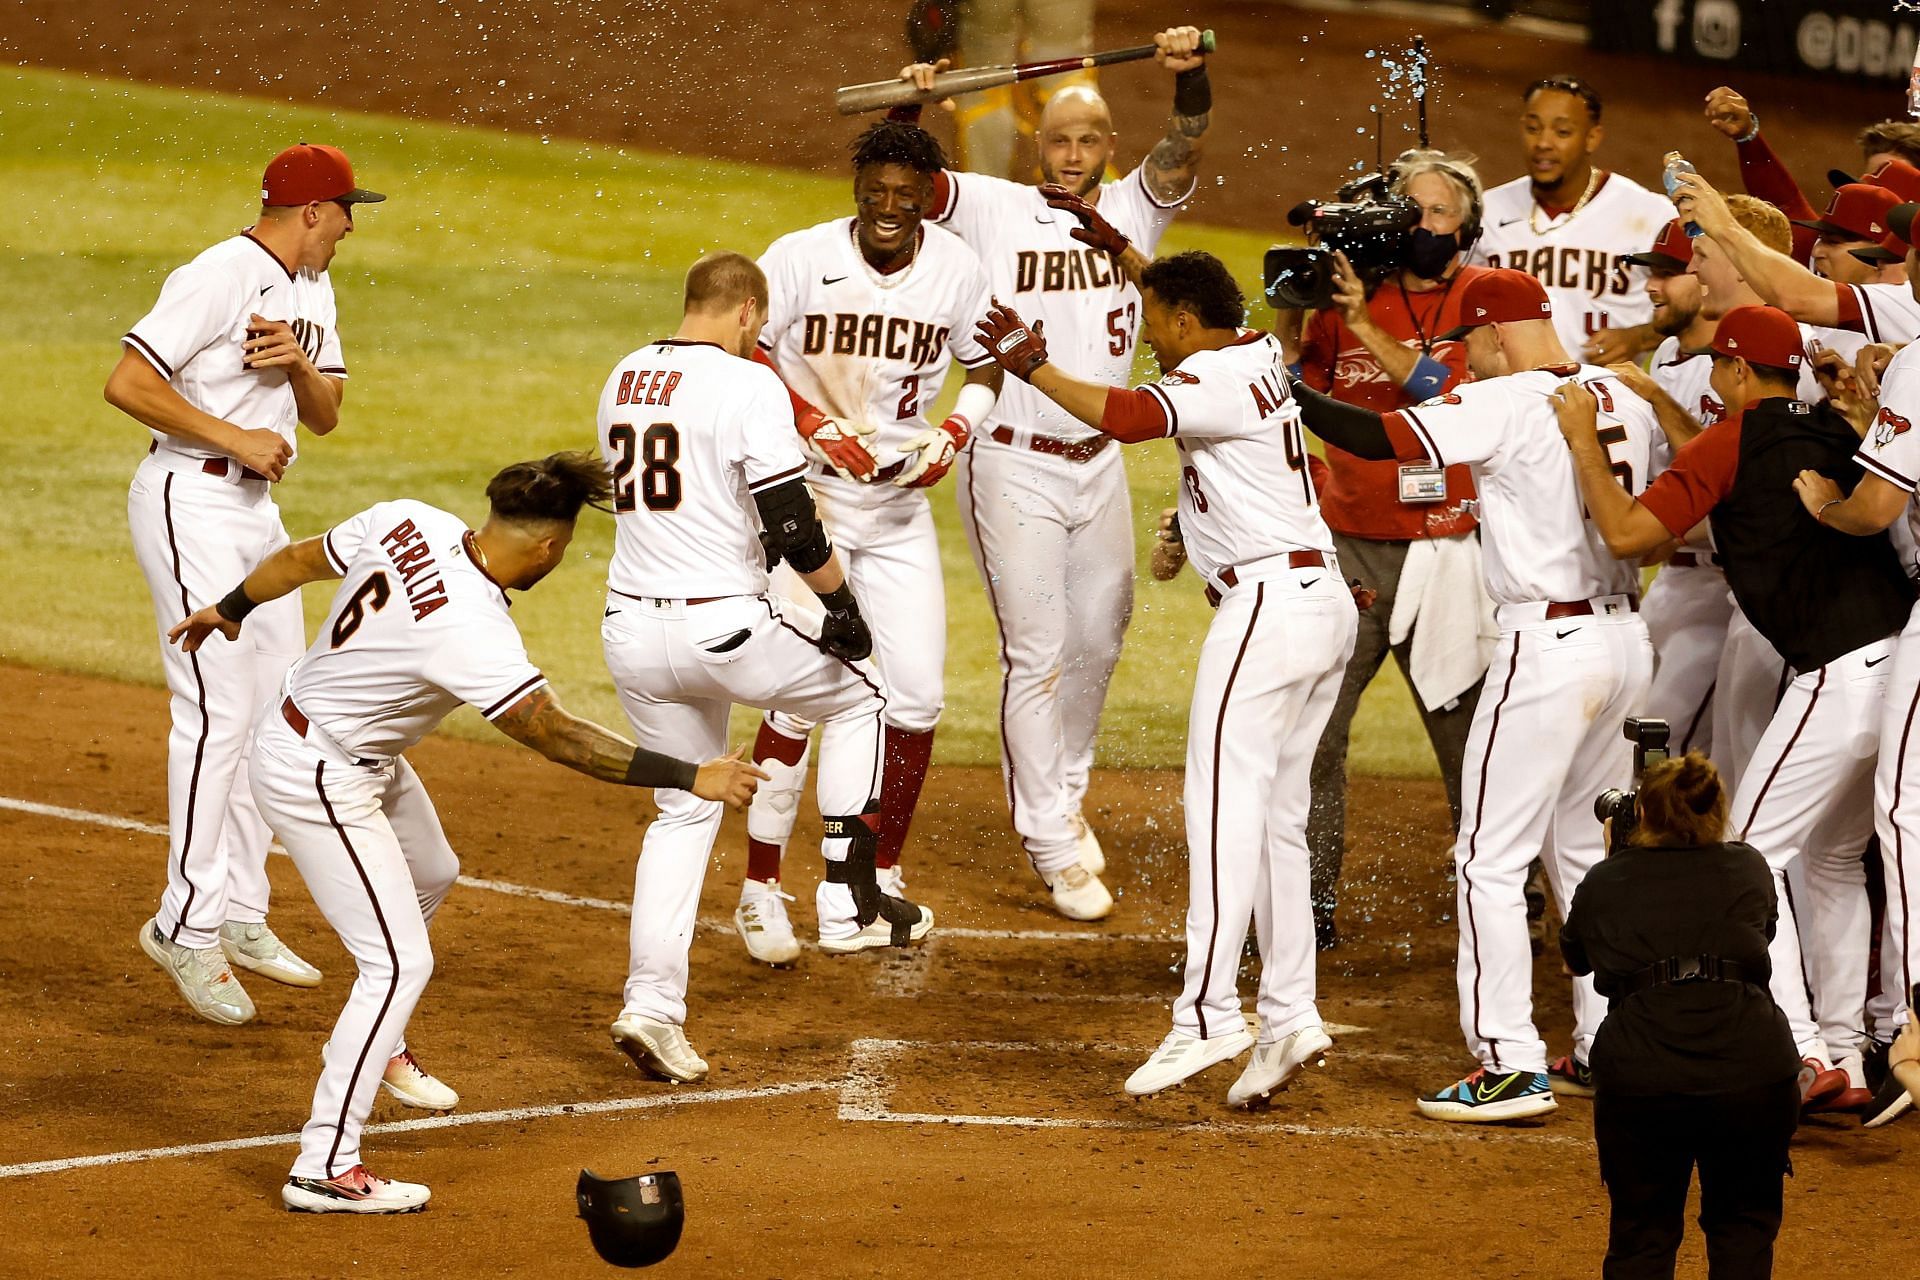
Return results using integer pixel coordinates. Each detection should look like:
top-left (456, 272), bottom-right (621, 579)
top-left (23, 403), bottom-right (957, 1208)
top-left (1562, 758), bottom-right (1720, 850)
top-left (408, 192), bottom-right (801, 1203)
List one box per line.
top-left (752, 477), bottom-right (833, 573)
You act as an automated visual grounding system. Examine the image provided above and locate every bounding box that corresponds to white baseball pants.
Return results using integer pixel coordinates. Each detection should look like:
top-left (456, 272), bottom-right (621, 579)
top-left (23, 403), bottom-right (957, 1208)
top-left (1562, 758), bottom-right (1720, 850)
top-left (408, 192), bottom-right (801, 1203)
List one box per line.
top-left (1173, 567), bottom-right (1356, 1044)
top-left (128, 453), bottom-right (304, 948)
top-left (249, 707), bottom-right (459, 1180)
top-left (1454, 609), bottom-right (1654, 1074)
top-left (605, 593), bottom-right (886, 1025)
top-left (1641, 562), bottom-right (1734, 757)
top-left (954, 437), bottom-right (1134, 876)
top-left (1711, 605), bottom-right (1790, 795)
top-left (1874, 603), bottom-right (1920, 1033)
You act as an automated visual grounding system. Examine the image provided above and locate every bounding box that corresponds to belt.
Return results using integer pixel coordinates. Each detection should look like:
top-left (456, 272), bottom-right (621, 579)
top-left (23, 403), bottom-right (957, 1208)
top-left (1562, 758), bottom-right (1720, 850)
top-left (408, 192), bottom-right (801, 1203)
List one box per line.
top-left (610, 589), bottom-right (726, 606)
top-left (281, 697), bottom-right (379, 767)
top-left (1667, 551), bottom-right (1722, 569)
top-left (148, 440), bottom-right (270, 483)
top-left (1205, 551), bottom-right (1329, 607)
top-left (1623, 954), bottom-right (1761, 996)
top-left (1545, 595), bottom-right (1640, 620)
top-left (988, 424), bottom-right (1111, 463)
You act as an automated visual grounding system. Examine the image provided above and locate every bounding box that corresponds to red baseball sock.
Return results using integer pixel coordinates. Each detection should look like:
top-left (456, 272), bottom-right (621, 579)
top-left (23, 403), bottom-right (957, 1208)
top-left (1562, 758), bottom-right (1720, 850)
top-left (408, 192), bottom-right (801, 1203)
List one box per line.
top-left (875, 726), bottom-right (935, 872)
top-left (746, 721), bottom-right (809, 883)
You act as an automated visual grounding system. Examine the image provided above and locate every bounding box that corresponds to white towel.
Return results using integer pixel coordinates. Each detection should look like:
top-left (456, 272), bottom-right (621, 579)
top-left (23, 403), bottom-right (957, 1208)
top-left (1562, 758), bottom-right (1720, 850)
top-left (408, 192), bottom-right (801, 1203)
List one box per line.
top-left (1387, 532), bottom-right (1498, 712)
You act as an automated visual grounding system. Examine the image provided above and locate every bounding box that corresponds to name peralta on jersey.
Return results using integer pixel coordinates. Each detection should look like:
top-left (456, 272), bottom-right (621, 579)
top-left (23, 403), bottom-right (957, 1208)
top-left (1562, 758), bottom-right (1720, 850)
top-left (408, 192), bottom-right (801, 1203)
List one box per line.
top-left (289, 501), bottom-right (546, 760)
top-left (1136, 330), bottom-right (1334, 587)
top-left (122, 232), bottom-right (347, 464)
top-left (758, 217), bottom-right (993, 484)
top-left (930, 165), bottom-right (1188, 442)
top-left (1472, 173), bottom-right (1674, 354)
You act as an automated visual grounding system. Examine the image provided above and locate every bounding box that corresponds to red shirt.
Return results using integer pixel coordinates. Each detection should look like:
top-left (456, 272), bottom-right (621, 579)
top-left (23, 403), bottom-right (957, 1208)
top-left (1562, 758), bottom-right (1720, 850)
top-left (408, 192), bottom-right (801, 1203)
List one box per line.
top-left (1298, 268), bottom-right (1482, 541)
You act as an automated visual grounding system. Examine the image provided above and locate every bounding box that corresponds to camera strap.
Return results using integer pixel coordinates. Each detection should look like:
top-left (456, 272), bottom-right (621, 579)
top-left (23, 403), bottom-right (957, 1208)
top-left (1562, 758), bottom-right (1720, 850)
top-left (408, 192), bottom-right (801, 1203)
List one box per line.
top-left (1624, 954), bottom-right (1759, 996)
top-left (1396, 271), bottom-right (1461, 356)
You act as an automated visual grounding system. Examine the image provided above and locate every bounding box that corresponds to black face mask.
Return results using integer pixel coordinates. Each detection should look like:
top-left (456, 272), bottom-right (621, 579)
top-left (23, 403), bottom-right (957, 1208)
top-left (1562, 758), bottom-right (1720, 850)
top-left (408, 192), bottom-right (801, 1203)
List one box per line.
top-left (1407, 228), bottom-right (1464, 280)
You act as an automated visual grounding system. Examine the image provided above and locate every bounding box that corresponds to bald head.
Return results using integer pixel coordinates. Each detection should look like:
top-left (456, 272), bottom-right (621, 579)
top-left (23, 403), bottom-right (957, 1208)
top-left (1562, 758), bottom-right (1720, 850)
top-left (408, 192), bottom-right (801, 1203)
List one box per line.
top-left (1037, 84), bottom-right (1115, 197)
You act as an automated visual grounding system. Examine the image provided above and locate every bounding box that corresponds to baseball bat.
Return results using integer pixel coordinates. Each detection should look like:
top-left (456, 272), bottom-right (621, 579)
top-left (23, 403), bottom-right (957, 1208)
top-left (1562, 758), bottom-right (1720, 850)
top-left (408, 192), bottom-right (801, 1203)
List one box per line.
top-left (835, 29), bottom-right (1217, 116)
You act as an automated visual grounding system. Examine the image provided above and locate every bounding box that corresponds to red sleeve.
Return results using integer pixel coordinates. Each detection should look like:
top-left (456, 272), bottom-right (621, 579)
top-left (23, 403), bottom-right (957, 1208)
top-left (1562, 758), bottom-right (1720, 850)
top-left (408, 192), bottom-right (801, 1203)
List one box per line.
top-left (1736, 133), bottom-right (1820, 266)
top-left (750, 346), bottom-right (823, 431)
top-left (1381, 410), bottom-right (1435, 463)
top-left (1097, 387), bottom-right (1172, 442)
top-left (1834, 282), bottom-right (1866, 333)
top-left (1638, 417), bottom-right (1743, 536)
top-left (1297, 310), bottom-right (1335, 390)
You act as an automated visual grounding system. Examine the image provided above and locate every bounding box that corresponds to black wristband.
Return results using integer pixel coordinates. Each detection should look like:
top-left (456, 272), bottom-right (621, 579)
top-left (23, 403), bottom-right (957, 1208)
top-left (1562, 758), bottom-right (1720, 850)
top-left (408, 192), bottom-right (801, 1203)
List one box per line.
top-left (215, 584), bottom-right (259, 624)
top-left (626, 746), bottom-right (699, 791)
top-left (1173, 65), bottom-right (1211, 117)
top-left (818, 582), bottom-right (857, 614)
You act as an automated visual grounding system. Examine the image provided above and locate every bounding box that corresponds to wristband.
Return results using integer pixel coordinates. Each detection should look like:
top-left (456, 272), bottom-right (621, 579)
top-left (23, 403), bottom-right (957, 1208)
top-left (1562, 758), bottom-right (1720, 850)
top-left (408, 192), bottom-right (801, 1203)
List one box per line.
top-left (626, 746), bottom-right (699, 791)
top-left (1735, 112), bottom-right (1760, 145)
top-left (1403, 353), bottom-right (1451, 403)
top-left (1173, 65), bottom-right (1211, 117)
top-left (818, 582), bottom-right (857, 614)
top-left (1816, 498), bottom-right (1843, 526)
top-left (215, 583), bottom-right (259, 623)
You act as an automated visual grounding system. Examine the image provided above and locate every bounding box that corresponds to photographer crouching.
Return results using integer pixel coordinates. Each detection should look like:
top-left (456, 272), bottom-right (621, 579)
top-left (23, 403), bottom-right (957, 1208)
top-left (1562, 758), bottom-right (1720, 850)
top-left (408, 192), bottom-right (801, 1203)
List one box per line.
top-left (1561, 727), bottom-right (1799, 1280)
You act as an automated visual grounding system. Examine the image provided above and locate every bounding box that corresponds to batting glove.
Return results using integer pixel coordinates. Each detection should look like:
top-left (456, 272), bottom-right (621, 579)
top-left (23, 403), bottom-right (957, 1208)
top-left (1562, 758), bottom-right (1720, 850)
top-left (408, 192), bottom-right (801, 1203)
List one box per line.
top-left (893, 414), bottom-right (971, 488)
top-left (816, 585), bottom-right (874, 663)
top-left (1039, 183), bottom-right (1131, 259)
top-left (975, 301), bottom-right (1049, 382)
top-left (798, 407), bottom-right (881, 482)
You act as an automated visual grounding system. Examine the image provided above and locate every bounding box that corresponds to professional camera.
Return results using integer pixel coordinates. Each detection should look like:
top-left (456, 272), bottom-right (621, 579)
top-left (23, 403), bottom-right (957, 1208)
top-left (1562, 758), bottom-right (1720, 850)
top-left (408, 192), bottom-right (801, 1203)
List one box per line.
top-left (1263, 172), bottom-right (1421, 311)
top-left (1594, 717), bottom-right (1673, 853)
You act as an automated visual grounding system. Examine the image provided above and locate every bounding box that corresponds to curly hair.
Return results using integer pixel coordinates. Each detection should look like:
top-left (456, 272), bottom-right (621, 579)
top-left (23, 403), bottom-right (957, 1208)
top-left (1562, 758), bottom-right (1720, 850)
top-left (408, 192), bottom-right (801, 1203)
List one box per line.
top-left (1629, 752), bottom-right (1728, 848)
top-left (1139, 251), bottom-right (1247, 330)
top-left (1525, 73), bottom-right (1602, 122)
top-left (487, 451), bottom-right (614, 524)
top-left (850, 120), bottom-right (948, 175)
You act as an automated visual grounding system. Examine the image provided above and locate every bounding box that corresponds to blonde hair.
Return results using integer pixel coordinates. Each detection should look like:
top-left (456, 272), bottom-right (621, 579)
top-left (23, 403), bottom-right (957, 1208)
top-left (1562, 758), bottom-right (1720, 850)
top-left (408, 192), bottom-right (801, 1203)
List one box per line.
top-left (1726, 194), bottom-right (1792, 257)
top-left (684, 251), bottom-right (767, 313)
top-left (1629, 752), bottom-right (1729, 848)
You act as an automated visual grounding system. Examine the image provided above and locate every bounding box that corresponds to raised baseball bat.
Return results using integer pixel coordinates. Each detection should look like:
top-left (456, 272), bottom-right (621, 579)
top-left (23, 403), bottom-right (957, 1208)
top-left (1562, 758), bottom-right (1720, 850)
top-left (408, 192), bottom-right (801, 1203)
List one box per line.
top-left (835, 29), bottom-right (1216, 115)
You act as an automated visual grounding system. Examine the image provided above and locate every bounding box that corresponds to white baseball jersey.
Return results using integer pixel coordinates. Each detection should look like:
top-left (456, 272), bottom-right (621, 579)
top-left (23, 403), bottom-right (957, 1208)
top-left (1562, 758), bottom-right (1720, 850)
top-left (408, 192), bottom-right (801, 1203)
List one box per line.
top-left (1840, 280), bottom-right (1920, 345)
top-left (287, 500), bottom-right (546, 759)
top-left (931, 165), bottom-right (1190, 441)
top-left (1473, 173), bottom-right (1675, 356)
top-left (1136, 331), bottom-right (1334, 585)
top-left (597, 339), bottom-right (807, 601)
top-left (1857, 339), bottom-right (1920, 574)
top-left (758, 218), bottom-right (993, 477)
top-left (1388, 364), bottom-right (1657, 606)
top-left (1649, 331), bottom-right (1822, 475)
top-left (122, 232), bottom-right (346, 462)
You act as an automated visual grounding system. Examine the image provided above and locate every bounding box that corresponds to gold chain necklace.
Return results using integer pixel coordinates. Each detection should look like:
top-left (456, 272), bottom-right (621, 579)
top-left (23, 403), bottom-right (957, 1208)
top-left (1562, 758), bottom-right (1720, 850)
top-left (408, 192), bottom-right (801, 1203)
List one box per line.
top-left (1528, 168), bottom-right (1603, 236)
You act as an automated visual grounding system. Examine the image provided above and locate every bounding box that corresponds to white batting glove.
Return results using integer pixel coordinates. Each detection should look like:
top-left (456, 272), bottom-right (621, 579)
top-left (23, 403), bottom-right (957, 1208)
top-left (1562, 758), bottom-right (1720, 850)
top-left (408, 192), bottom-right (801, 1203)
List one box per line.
top-left (892, 416), bottom-right (971, 488)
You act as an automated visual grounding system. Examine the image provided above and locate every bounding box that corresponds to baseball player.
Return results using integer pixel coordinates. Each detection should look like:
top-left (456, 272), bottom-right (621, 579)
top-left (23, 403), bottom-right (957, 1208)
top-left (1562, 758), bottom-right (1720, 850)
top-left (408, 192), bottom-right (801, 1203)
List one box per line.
top-left (729, 120), bottom-right (1000, 961)
top-left (106, 144), bottom-right (382, 1024)
top-left (1471, 75), bottom-right (1675, 362)
top-left (896, 28), bottom-right (1209, 921)
top-left (1294, 268), bottom-right (1658, 1122)
top-left (976, 251), bottom-right (1357, 1104)
top-left (168, 453), bottom-right (764, 1213)
top-left (605, 253), bottom-right (931, 1079)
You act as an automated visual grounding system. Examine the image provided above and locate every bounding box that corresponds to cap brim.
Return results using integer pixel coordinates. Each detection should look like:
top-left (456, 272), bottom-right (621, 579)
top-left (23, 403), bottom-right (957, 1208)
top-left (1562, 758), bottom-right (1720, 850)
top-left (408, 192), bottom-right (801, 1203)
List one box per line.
top-left (1852, 245), bottom-right (1906, 264)
top-left (1790, 217), bottom-right (1871, 239)
top-left (340, 188), bottom-right (386, 204)
top-left (1435, 322), bottom-right (1478, 343)
top-left (1624, 251), bottom-right (1689, 272)
top-left (1829, 168), bottom-right (1860, 189)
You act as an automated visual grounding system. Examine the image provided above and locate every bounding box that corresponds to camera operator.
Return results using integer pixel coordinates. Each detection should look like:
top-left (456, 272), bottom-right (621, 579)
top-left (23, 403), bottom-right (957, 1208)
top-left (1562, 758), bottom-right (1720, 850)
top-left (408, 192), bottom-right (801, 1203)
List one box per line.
top-left (1561, 751), bottom-right (1799, 1279)
top-left (1290, 149), bottom-right (1499, 948)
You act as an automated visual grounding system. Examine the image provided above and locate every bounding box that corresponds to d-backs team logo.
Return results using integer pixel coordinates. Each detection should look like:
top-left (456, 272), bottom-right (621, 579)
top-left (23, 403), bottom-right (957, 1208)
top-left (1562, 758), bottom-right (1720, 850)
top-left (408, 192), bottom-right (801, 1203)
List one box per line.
top-left (1873, 405), bottom-right (1914, 449)
top-left (1160, 369), bottom-right (1201, 386)
top-left (1418, 391), bottom-right (1464, 408)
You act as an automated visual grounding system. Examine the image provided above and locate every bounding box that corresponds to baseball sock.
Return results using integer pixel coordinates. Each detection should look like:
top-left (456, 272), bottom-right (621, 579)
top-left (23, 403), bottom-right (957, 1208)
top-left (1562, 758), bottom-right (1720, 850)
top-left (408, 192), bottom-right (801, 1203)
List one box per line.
top-left (875, 726), bottom-right (935, 872)
top-left (745, 721), bottom-right (810, 884)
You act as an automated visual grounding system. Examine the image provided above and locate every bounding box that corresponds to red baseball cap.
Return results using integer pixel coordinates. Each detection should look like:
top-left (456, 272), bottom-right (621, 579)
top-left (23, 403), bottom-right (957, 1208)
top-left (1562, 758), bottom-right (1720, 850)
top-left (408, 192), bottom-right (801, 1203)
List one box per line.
top-left (1791, 183), bottom-right (1899, 242)
top-left (261, 143), bottom-right (385, 207)
top-left (1435, 269), bottom-right (1553, 341)
top-left (1625, 219), bottom-right (1694, 273)
top-left (1851, 202), bottom-right (1920, 264)
top-left (1826, 157), bottom-right (1920, 203)
top-left (1710, 305), bottom-right (1804, 370)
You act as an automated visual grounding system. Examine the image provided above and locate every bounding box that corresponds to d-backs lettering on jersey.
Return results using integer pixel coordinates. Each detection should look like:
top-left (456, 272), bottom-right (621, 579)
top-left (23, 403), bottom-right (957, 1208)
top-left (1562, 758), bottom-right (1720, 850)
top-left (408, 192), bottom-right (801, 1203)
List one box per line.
top-left (1472, 173), bottom-right (1674, 355)
top-left (931, 165), bottom-right (1189, 442)
top-left (1136, 331), bottom-right (1334, 587)
top-left (123, 233), bottom-right (346, 463)
top-left (1387, 365), bottom-right (1657, 607)
top-left (599, 339), bottom-right (809, 600)
top-left (290, 501), bottom-right (545, 759)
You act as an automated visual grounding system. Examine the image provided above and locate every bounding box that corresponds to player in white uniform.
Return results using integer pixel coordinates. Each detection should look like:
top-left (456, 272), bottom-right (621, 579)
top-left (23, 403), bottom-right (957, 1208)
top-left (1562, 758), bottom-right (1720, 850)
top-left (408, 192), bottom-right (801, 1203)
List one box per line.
top-left (106, 144), bottom-right (382, 1025)
top-left (1471, 75), bottom-right (1674, 361)
top-left (730, 122), bottom-right (1000, 960)
top-left (168, 453), bottom-right (763, 1213)
top-left (896, 31), bottom-right (1209, 921)
top-left (604, 253), bottom-right (933, 1076)
top-left (976, 252), bottom-right (1355, 1103)
top-left (1295, 269), bottom-right (1657, 1121)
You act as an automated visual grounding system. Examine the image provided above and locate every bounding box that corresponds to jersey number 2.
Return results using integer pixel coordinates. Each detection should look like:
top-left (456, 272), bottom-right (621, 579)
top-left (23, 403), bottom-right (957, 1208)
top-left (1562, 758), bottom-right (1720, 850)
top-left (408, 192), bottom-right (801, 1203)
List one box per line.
top-left (330, 572), bottom-right (391, 648)
top-left (610, 423), bottom-right (683, 512)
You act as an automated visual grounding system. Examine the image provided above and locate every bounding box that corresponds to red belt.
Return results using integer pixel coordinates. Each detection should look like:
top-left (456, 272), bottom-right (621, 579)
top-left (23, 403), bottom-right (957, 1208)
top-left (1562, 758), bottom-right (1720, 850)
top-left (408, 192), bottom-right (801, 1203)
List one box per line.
top-left (610, 589), bottom-right (726, 606)
top-left (988, 425), bottom-right (1111, 463)
top-left (281, 697), bottom-right (309, 737)
top-left (1217, 551), bottom-right (1326, 589)
top-left (1667, 551), bottom-right (1721, 569)
top-left (1544, 596), bottom-right (1640, 620)
top-left (149, 440), bottom-right (270, 483)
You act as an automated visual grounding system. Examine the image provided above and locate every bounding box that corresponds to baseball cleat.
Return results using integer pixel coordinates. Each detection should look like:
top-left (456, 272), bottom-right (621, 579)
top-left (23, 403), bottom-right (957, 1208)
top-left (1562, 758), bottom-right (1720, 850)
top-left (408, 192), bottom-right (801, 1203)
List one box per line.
top-left (1227, 1024), bottom-right (1332, 1107)
top-left (816, 881), bottom-right (934, 954)
top-left (611, 1016), bottom-right (710, 1083)
top-left (1125, 1026), bottom-right (1255, 1097)
top-left (138, 916), bottom-right (256, 1026)
top-left (1047, 862), bottom-right (1114, 922)
top-left (734, 879), bottom-right (802, 967)
top-left (1862, 1073), bottom-right (1915, 1129)
top-left (1806, 1052), bottom-right (1872, 1114)
top-left (282, 1165), bottom-right (430, 1214)
top-left (1417, 1068), bottom-right (1557, 1123)
top-left (1547, 1054), bottom-right (1595, 1098)
top-left (877, 864), bottom-right (908, 898)
top-left (1073, 814), bottom-right (1106, 877)
top-left (381, 1048), bottom-right (458, 1111)
top-left (1797, 1057), bottom-right (1848, 1111)
top-left (220, 920), bottom-right (322, 988)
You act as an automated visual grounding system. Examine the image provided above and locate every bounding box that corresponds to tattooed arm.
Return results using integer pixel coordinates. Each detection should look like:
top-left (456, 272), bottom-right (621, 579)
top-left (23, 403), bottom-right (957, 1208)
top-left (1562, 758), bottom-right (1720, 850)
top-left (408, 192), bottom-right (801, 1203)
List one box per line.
top-left (492, 685), bottom-right (766, 804)
top-left (1143, 26), bottom-right (1211, 205)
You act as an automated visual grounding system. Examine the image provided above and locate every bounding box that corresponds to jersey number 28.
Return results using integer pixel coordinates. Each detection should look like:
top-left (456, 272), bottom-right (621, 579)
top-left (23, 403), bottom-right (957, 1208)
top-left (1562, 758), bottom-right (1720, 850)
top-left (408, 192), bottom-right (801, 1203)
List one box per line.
top-left (609, 424), bottom-right (683, 512)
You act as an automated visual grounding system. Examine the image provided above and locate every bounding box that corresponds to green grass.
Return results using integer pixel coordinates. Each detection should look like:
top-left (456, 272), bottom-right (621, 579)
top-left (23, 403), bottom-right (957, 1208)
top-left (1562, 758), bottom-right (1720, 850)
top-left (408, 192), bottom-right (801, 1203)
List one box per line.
top-left (0, 66), bottom-right (1435, 776)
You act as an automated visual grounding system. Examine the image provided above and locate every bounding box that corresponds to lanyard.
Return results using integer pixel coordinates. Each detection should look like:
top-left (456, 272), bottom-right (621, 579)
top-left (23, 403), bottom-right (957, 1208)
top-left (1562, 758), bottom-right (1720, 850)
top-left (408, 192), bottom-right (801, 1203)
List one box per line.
top-left (1396, 270), bottom-right (1461, 356)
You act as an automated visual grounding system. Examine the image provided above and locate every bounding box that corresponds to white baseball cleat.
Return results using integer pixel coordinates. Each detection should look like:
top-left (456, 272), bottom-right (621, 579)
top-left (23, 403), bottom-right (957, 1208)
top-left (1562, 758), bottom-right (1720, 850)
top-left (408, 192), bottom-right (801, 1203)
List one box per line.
top-left (877, 864), bottom-right (907, 898)
top-left (1073, 814), bottom-right (1106, 877)
top-left (381, 1048), bottom-right (459, 1111)
top-left (220, 920), bottom-right (322, 988)
top-left (611, 1016), bottom-right (710, 1083)
top-left (1125, 1026), bottom-right (1255, 1097)
top-left (734, 879), bottom-right (802, 967)
top-left (816, 880), bottom-right (934, 954)
top-left (138, 916), bottom-right (256, 1026)
top-left (282, 1164), bottom-right (430, 1214)
top-left (1048, 862), bottom-right (1114, 922)
top-left (1227, 1024), bottom-right (1333, 1107)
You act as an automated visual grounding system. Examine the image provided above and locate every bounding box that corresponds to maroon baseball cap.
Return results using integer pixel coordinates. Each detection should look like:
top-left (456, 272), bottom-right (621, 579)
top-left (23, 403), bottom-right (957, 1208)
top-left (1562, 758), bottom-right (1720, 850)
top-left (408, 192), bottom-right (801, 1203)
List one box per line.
top-left (1851, 202), bottom-right (1920, 264)
top-left (262, 144), bottom-right (385, 207)
top-left (1710, 305), bottom-right (1804, 370)
top-left (1435, 269), bottom-right (1553, 341)
top-left (1625, 219), bottom-right (1694, 273)
top-left (1792, 183), bottom-right (1899, 242)
top-left (1826, 157), bottom-right (1920, 203)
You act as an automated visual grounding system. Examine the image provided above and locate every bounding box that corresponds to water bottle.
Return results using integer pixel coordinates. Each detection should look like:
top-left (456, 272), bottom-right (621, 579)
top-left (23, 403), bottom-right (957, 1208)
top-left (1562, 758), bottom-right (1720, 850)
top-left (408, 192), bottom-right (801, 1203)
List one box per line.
top-left (1663, 151), bottom-right (1703, 237)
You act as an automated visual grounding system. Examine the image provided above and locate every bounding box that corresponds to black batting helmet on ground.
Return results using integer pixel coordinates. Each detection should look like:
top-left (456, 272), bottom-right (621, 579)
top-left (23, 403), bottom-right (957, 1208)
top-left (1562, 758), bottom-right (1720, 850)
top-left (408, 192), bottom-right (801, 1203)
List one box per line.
top-left (576, 1169), bottom-right (685, 1268)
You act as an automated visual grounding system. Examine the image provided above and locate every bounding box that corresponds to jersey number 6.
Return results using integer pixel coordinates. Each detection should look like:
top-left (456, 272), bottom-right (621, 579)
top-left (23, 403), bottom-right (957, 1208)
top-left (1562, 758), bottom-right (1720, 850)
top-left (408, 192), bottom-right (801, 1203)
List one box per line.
top-left (609, 423), bottom-right (684, 513)
top-left (330, 572), bottom-right (391, 648)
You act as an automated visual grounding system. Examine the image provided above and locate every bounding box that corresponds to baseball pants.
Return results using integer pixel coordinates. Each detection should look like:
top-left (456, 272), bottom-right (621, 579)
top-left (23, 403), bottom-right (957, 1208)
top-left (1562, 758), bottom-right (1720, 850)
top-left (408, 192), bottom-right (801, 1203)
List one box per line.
top-left (1640, 561), bottom-right (1734, 758)
top-left (1710, 605), bottom-right (1789, 795)
top-left (1173, 566), bottom-right (1356, 1043)
top-left (249, 707), bottom-right (459, 1181)
top-left (1873, 602), bottom-right (1920, 1034)
top-left (954, 436), bottom-right (1134, 878)
top-left (953, 0), bottom-right (1095, 177)
top-left (1455, 608), bottom-right (1654, 1074)
top-left (128, 453), bottom-right (304, 948)
top-left (605, 592), bottom-right (886, 1026)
